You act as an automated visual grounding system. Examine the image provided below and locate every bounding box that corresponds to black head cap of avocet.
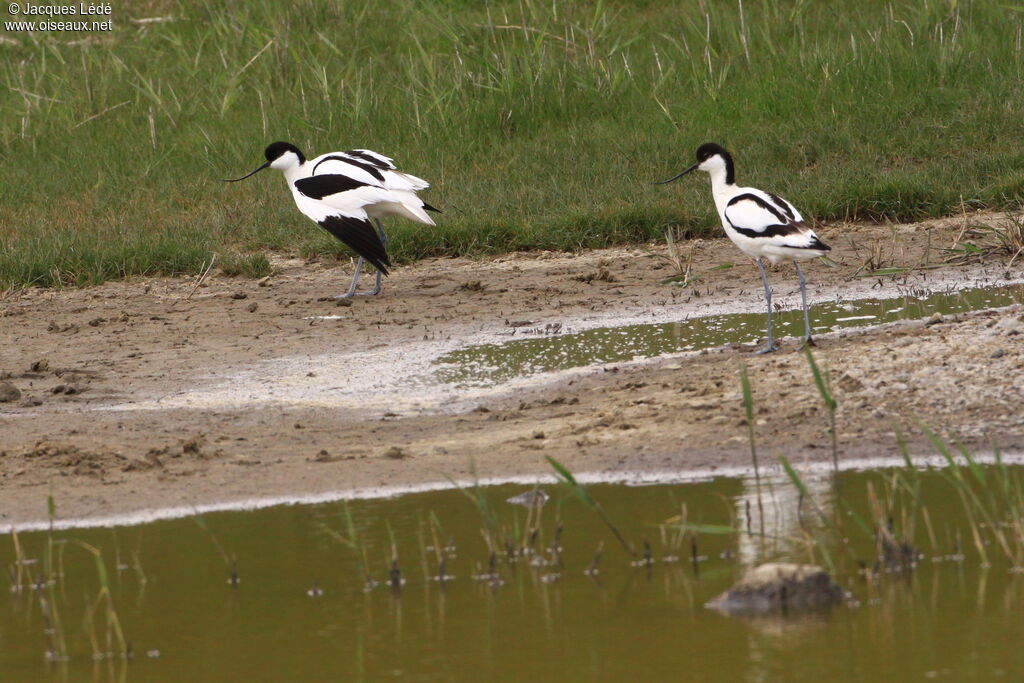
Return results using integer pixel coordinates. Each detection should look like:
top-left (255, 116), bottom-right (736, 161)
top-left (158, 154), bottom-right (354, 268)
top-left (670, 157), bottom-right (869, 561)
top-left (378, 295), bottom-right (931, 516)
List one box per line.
top-left (224, 142), bottom-right (306, 182)
top-left (656, 142), bottom-right (735, 186)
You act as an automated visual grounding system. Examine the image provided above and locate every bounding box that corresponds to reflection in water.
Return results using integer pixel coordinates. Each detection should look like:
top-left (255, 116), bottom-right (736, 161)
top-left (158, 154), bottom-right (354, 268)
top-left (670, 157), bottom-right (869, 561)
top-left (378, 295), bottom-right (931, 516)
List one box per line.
top-left (733, 470), bottom-right (840, 683)
top-left (435, 284), bottom-right (1024, 387)
top-left (3, 466), bottom-right (1024, 681)
top-left (735, 470), bottom-right (836, 567)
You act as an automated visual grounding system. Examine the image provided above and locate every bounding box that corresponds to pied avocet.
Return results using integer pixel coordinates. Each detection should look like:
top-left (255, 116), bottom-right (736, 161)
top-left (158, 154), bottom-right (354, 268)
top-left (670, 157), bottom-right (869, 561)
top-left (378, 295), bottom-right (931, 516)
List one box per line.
top-left (226, 142), bottom-right (438, 298)
top-left (658, 142), bottom-right (830, 352)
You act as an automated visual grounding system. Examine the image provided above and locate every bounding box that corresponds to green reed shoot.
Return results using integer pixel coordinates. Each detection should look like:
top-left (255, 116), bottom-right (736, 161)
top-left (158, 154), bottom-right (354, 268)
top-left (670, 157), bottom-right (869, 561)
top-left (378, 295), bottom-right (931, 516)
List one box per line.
top-left (385, 518), bottom-right (399, 568)
top-left (545, 456), bottom-right (634, 557)
top-left (10, 527), bottom-right (26, 593)
top-left (803, 345), bottom-right (838, 475)
top-left (737, 361), bottom-right (765, 540)
top-left (75, 540), bottom-right (128, 658)
top-left (45, 484), bottom-right (57, 588)
top-left (38, 592), bottom-right (67, 662)
top-left (317, 502), bottom-right (373, 583)
top-left (777, 454), bottom-right (837, 572)
top-left (427, 511), bottom-right (446, 566)
top-left (916, 422), bottom-right (1024, 564)
top-left (192, 515), bottom-right (235, 568)
top-left (446, 460), bottom-right (501, 553)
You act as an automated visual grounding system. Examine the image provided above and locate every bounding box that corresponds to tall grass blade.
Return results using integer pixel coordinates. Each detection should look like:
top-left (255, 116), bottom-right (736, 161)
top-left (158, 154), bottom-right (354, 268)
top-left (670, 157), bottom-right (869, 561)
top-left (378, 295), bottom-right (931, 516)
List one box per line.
top-left (803, 345), bottom-right (839, 475)
top-left (737, 361), bottom-right (765, 541)
top-left (545, 456), bottom-right (634, 557)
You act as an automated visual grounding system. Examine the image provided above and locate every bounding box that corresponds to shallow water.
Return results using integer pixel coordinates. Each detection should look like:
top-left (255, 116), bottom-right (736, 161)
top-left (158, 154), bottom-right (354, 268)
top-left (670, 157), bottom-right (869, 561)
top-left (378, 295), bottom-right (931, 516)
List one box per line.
top-left (3, 464), bottom-right (1024, 681)
top-left (435, 283), bottom-right (1024, 387)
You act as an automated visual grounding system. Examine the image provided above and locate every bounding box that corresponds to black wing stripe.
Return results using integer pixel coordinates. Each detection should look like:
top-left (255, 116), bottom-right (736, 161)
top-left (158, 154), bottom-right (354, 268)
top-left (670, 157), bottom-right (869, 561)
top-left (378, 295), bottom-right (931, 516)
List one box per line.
top-left (317, 215), bottom-right (391, 275)
top-left (806, 234), bottom-right (831, 251)
top-left (726, 192), bottom-right (788, 224)
top-left (312, 155), bottom-right (386, 183)
top-left (726, 191), bottom-right (829, 249)
top-left (294, 174), bottom-right (372, 200)
top-left (727, 219), bottom-right (831, 250)
top-left (422, 202), bottom-right (442, 213)
top-left (766, 192), bottom-right (796, 221)
top-left (342, 150), bottom-right (394, 169)
top-left (728, 222), bottom-right (803, 239)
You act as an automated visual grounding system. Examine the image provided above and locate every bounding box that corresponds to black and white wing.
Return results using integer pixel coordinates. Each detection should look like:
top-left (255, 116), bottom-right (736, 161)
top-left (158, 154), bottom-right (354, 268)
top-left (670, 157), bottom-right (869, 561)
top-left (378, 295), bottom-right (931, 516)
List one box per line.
top-left (311, 150), bottom-right (430, 193)
top-left (291, 156), bottom-right (394, 274)
top-left (341, 149), bottom-right (395, 170)
top-left (308, 151), bottom-right (435, 217)
top-left (724, 189), bottom-right (827, 250)
top-left (341, 149), bottom-right (432, 194)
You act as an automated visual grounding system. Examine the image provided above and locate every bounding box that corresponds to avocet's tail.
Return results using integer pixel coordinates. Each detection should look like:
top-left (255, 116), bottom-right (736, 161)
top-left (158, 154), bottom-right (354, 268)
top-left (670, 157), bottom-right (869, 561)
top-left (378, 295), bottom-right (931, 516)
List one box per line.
top-left (366, 189), bottom-right (437, 226)
top-left (383, 170), bottom-right (430, 193)
top-left (395, 190), bottom-right (437, 225)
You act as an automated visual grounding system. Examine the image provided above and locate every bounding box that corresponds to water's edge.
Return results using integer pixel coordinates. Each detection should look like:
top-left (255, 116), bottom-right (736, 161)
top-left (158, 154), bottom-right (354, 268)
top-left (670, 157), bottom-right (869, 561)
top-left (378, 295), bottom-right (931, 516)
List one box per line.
top-left (11, 452), bottom-right (1023, 532)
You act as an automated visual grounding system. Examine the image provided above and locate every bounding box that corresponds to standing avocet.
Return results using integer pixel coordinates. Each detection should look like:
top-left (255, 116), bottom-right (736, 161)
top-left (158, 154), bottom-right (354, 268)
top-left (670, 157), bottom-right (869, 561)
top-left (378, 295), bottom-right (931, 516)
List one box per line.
top-left (225, 142), bottom-right (438, 298)
top-left (658, 142), bottom-right (830, 353)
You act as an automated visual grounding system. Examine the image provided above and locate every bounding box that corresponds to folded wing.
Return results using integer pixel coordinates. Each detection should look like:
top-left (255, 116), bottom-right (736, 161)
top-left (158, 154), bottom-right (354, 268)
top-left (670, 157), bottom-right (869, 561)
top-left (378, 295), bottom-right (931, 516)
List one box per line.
top-left (317, 214), bottom-right (391, 275)
top-left (724, 190), bottom-right (828, 251)
top-left (289, 187), bottom-right (390, 274)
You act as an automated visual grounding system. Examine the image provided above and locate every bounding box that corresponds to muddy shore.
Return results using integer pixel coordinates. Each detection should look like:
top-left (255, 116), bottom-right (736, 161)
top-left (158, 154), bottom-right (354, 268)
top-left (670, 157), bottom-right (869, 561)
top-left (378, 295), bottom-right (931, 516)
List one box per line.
top-left (2, 214), bottom-right (1023, 526)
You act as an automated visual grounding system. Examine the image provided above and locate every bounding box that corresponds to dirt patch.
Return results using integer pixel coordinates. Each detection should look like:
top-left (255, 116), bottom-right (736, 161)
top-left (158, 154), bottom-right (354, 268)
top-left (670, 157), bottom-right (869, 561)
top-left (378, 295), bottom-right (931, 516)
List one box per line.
top-left (2, 213), bottom-right (1023, 526)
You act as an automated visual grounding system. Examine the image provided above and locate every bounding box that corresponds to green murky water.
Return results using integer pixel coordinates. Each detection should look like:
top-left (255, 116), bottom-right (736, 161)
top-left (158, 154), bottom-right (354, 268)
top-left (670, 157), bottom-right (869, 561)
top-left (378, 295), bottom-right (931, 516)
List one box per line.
top-left (4, 464), bottom-right (1024, 681)
top-left (435, 284), bottom-right (1024, 386)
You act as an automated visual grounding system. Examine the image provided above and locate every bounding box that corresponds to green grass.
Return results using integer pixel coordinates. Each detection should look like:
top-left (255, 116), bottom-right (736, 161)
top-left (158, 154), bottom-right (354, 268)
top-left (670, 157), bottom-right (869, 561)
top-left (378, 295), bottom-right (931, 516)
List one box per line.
top-left (2, 0), bottom-right (1024, 287)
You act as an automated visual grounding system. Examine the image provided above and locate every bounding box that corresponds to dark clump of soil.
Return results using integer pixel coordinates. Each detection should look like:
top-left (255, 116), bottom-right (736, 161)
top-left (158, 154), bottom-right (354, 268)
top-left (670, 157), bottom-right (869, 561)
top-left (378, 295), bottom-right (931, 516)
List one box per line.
top-left (18, 440), bottom-right (126, 477)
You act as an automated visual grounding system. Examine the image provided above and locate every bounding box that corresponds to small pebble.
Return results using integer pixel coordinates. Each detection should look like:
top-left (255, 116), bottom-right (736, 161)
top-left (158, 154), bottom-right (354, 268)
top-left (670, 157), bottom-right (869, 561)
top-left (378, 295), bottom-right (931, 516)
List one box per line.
top-left (991, 348), bottom-right (1006, 359)
top-left (232, 292), bottom-right (247, 300)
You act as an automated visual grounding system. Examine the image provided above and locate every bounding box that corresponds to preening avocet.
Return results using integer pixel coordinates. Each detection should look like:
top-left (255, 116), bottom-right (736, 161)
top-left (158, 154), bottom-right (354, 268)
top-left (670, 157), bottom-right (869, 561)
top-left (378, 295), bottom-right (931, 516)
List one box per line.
top-left (658, 142), bottom-right (831, 353)
top-left (225, 142), bottom-right (438, 298)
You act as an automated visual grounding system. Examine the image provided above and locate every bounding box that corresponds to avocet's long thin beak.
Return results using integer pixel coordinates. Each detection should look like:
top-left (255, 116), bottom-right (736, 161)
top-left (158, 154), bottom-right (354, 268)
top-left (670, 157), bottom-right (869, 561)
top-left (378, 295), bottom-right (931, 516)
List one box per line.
top-left (655, 162), bottom-right (699, 185)
top-left (223, 161), bottom-right (270, 182)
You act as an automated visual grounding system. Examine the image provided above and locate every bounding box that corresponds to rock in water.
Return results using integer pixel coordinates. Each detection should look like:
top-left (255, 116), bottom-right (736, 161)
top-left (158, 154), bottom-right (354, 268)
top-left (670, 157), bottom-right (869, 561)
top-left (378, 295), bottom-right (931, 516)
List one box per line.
top-left (706, 563), bottom-right (844, 615)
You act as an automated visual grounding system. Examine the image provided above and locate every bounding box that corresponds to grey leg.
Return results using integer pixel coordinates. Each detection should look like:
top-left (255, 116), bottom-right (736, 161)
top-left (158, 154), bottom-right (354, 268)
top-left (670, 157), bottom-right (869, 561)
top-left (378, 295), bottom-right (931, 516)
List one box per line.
top-left (335, 220), bottom-right (389, 299)
top-left (794, 260), bottom-right (814, 347)
top-left (755, 258), bottom-right (777, 354)
top-left (334, 257), bottom-right (365, 299)
top-left (368, 269), bottom-right (383, 296)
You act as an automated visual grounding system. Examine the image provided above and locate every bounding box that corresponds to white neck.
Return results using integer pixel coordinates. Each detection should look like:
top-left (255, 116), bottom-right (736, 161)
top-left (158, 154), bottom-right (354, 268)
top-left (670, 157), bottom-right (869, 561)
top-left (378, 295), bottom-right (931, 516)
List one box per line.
top-left (698, 155), bottom-right (735, 209)
top-left (707, 164), bottom-right (732, 190)
top-left (283, 161), bottom-right (308, 184)
top-left (707, 167), bottom-right (736, 214)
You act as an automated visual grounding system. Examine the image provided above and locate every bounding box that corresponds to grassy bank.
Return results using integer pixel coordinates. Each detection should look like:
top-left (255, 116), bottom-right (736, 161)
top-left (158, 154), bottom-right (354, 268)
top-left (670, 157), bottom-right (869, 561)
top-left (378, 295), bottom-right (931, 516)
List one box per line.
top-left (2, 0), bottom-right (1023, 287)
